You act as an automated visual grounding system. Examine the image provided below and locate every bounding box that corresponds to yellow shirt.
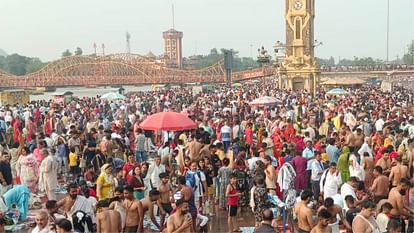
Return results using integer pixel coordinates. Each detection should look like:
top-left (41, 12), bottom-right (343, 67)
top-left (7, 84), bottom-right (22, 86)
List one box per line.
top-left (216, 149), bottom-right (225, 161)
top-left (69, 152), bottom-right (78, 167)
top-left (321, 152), bottom-right (329, 163)
top-left (96, 174), bottom-right (114, 200)
top-left (332, 116), bottom-right (341, 130)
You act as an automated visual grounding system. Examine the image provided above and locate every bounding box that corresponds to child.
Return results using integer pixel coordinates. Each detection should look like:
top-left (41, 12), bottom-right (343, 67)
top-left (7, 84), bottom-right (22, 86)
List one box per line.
top-left (376, 202), bottom-right (392, 233)
top-left (226, 174), bottom-right (241, 233)
top-left (68, 147), bottom-right (78, 179)
top-left (344, 195), bottom-right (360, 233)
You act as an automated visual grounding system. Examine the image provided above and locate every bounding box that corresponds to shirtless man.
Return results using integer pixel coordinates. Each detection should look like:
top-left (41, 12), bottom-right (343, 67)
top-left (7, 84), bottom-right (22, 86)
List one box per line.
top-left (294, 190), bottom-right (315, 233)
top-left (178, 176), bottom-right (198, 231)
top-left (317, 197), bottom-right (351, 232)
top-left (311, 209), bottom-right (332, 233)
top-left (166, 199), bottom-right (194, 233)
top-left (96, 200), bottom-right (122, 233)
top-left (376, 153), bottom-right (391, 175)
top-left (361, 152), bottom-right (374, 187)
top-left (370, 166), bottom-right (390, 202)
top-left (388, 178), bottom-right (414, 230)
top-left (140, 189), bottom-right (162, 232)
top-left (345, 128), bottom-right (356, 152)
top-left (353, 128), bottom-right (364, 149)
top-left (123, 186), bottom-right (143, 233)
top-left (389, 156), bottom-right (408, 187)
top-left (157, 172), bottom-right (173, 231)
top-left (57, 183), bottom-right (94, 220)
top-left (264, 156), bottom-right (276, 195)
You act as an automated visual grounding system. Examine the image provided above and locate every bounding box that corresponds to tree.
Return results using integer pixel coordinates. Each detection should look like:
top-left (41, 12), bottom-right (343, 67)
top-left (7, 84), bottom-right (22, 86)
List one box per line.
top-left (62, 49), bottom-right (72, 57)
top-left (4, 54), bottom-right (28, 75)
top-left (74, 47), bottom-right (83, 56)
top-left (316, 56), bottom-right (335, 66)
top-left (402, 40), bottom-right (414, 65)
top-left (25, 57), bottom-right (46, 74)
top-left (209, 48), bottom-right (218, 55)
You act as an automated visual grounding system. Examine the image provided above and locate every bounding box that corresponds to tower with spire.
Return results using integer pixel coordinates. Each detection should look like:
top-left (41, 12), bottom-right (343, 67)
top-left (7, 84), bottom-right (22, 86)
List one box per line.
top-left (162, 4), bottom-right (183, 68)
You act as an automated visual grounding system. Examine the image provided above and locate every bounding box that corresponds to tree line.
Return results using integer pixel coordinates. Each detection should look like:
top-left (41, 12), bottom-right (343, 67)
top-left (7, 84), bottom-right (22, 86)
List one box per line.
top-left (0, 40), bottom-right (412, 76)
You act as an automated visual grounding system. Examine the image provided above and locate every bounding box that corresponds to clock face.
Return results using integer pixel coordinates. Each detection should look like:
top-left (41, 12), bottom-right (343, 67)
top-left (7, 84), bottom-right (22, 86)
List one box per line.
top-left (294, 0), bottom-right (303, 10)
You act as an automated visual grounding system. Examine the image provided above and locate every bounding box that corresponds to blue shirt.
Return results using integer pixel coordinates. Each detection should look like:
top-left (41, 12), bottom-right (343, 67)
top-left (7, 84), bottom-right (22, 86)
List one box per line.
top-left (302, 147), bottom-right (315, 170)
top-left (326, 145), bottom-right (340, 163)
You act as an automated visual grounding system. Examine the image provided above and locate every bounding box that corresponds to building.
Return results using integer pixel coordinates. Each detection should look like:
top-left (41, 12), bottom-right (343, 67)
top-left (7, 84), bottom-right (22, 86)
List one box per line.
top-left (278, 0), bottom-right (319, 94)
top-left (163, 29), bottom-right (183, 68)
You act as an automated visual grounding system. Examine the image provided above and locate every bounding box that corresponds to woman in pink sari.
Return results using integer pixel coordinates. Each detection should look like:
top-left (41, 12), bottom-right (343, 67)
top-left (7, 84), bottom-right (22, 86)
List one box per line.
top-left (26, 117), bottom-right (36, 144)
top-left (16, 147), bottom-right (39, 193)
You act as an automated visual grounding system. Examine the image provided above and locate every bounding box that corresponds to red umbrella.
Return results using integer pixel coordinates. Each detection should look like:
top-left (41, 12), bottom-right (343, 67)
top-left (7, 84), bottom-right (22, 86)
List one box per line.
top-left (139, 112), bottom-right (197, 131)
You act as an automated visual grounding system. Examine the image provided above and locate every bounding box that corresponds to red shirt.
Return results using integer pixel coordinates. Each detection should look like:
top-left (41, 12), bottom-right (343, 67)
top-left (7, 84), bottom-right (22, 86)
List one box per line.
top-left (227, 184), bottom-right (239, 206)
top-left (123, 162), bottom-right (138, 180)
top-left (245, 128), bottom-right (253, 145)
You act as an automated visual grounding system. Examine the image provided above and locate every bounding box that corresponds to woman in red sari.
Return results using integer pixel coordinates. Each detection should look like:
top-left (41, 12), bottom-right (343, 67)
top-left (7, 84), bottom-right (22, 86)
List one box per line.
top-left (271, 128), bottom-right (283, 159)
top-left (26, 117), bottom-right (36, 144)
top-left (43, 114), bottom-right (54, 136)
top-left (13, 118), bottom-right (21, 145)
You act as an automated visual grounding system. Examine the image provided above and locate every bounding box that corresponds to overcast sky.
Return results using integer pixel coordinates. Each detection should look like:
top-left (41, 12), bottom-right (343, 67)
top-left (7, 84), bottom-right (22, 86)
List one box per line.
top-left (0, 0), bottom-right (413, 62)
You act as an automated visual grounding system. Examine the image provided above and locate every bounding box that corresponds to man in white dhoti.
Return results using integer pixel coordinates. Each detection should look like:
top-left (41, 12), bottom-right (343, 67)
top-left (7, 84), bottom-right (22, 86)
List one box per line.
top-left (39, 149), bottom-right (59, 200)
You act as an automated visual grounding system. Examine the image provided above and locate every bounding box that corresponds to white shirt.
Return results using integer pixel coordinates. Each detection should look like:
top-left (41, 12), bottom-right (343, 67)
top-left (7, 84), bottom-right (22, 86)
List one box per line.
top-left (221, 125), bottom-right (231, 134)
top-left (376, 213), bottom-right (389, 233)
top-left (232, 125), bottom-right (240, 140)
top-left (375, 118), bottom-right (385, 132)
top-left (248, 157), bottom-right (261, 171)
top-left (147, 164), bottom-right (166, 188)
top-left (311, 160), bottom-right (324, 181)
top-left (320, 170), bottom-right (342, 198)
top-left (31, 226), bottom-right (51, 233)
top-left (306, 127), bottom-right (316, 140)
top-left (358, 143), bottom-right (373, 158)
top-left (340, 183), bottom-right (356, 211)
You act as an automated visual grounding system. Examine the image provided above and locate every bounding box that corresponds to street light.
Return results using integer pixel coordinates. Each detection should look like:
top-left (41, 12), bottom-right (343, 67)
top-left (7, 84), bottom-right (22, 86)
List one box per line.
top-left (257, 46), bottom-right (271, 85)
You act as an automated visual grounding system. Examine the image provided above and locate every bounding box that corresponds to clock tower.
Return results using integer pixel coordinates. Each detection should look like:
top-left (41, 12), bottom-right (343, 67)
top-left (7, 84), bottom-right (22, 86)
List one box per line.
top-left (278, 0), bottom-right (319, 94)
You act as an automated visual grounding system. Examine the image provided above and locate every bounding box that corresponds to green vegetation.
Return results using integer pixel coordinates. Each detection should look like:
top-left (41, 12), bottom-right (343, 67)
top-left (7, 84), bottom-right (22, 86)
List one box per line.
top-left (0, 54), bottom-right (47, 76)
top-left (402, 40), bottom-right (414, 65)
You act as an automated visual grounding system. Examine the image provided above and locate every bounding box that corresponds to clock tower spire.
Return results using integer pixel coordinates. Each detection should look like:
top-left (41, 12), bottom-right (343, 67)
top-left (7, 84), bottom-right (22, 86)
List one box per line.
top-left (278, 0), bottom-right (319, 94)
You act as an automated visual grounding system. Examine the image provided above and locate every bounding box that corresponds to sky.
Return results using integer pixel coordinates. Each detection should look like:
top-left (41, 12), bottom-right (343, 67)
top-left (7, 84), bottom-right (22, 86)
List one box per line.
top-left (0, 0), bottom-right (413, 62)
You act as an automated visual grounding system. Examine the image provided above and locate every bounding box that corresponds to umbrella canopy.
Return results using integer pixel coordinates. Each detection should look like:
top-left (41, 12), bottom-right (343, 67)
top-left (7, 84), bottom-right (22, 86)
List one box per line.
top-left (139, 112), bottom-right (197, 131)
top-left (232, 83), bottom-right (242, 88)
top-left (249, 96), bottom-right (282, 107)
top-left (100, 92), bottom-right (126, 100)
top-left (326, 88), bottom-right (349, 95)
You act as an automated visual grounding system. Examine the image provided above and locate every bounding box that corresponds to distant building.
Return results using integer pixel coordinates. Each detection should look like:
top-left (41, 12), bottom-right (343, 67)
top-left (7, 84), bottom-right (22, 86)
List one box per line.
top-left (163, 29), bottom-right (183, 68)
top-left (183, 55), bottom-right (200, 70)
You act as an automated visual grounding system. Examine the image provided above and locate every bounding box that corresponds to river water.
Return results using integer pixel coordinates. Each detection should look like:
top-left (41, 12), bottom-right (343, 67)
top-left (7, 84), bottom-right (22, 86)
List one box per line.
top-left (29, 85), bottom-right (153, 101)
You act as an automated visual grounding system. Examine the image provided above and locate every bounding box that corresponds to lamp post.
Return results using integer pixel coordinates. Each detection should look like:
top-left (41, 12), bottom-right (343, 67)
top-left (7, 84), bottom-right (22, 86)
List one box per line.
top-left (257, 46), bottom-right (270, 86)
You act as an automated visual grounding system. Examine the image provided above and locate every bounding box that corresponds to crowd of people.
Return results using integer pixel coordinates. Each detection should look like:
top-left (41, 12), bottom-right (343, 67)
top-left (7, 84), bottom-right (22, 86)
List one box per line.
top-left (0, 79), bottom-right (413, 233)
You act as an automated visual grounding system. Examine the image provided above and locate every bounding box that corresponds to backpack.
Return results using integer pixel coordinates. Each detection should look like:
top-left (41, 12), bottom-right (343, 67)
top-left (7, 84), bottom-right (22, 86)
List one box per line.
top-left (185, 171), bottom-right (203, 193)
top-left (72, 210), bottom-right (93, 233)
